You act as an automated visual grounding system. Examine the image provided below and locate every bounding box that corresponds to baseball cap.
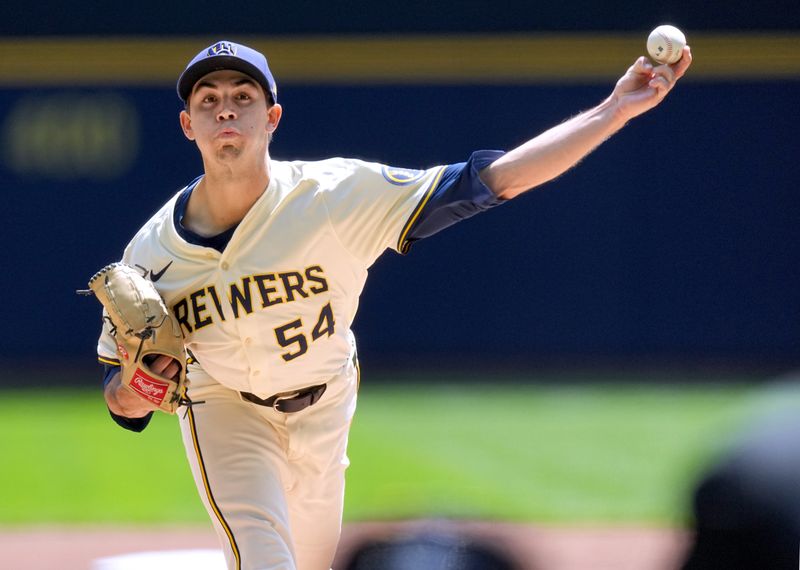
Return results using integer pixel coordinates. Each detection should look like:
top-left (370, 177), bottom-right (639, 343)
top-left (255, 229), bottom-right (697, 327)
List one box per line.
top-left (177, 41), bottom-right (278, 105)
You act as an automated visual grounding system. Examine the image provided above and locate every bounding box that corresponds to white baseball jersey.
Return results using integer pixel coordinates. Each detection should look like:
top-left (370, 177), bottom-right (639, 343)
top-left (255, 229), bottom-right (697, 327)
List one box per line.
top-left (97, 157), bottom-right (453, 397)
top-left (95, 150), bottom-right (505, 569)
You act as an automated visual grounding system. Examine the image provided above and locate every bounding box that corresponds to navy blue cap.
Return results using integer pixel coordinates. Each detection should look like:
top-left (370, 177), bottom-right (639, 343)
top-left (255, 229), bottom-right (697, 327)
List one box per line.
top-left (177, 41), bottom-right (278, 105)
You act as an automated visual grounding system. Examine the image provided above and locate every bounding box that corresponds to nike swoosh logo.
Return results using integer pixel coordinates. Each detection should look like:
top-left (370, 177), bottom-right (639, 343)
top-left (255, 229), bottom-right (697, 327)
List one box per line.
top-left (149, 261), bottom-right (173, 282)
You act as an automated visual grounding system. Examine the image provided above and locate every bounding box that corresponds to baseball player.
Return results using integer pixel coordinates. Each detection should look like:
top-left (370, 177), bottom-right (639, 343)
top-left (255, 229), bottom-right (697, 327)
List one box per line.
top-left (93, 40), bottom-right (691, 570)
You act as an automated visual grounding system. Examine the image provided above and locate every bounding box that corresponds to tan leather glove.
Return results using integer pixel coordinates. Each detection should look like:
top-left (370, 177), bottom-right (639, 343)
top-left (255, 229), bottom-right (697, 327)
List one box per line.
top-left (84, 263), bottom-right (188, 414)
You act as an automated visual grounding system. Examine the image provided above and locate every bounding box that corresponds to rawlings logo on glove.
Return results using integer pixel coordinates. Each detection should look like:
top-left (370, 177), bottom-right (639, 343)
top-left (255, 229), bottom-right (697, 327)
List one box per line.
top-left (79, 263), bottom-right (189, 414)
top-left (129, 369), bottom-right (171, 403)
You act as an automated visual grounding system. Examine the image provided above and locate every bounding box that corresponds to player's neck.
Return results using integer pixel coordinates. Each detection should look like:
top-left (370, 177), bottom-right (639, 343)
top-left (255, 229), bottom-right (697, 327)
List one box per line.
top-left (184, 156), bottom-right (271, 237)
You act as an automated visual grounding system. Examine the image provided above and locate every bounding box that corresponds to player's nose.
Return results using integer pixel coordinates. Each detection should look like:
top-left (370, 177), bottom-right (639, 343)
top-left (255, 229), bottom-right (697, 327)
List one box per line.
top-left (216, 98), bottom-right (237, 121)
top-left (216, 108), bottom-right (236, 121)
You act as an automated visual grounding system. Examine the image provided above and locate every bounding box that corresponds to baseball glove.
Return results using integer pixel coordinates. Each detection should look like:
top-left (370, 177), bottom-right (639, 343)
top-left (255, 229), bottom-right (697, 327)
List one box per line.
top-left (81, 263), bottom-right (188, 414)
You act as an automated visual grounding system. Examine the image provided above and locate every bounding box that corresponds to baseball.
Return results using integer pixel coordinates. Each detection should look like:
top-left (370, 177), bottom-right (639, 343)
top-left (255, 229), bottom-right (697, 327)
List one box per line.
top-left (647, 25), bottom-right (686, 65)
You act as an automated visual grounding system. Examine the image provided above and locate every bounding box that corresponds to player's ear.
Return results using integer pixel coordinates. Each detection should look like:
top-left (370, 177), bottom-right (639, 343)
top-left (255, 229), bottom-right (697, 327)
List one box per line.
top-left (179, 110), bottom-right (195, 141)
top-left (266, 103), bottom-right (282, 133)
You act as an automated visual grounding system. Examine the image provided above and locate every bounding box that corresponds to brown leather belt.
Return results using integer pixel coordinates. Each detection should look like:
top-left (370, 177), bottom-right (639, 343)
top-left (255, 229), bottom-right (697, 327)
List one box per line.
top-left (240, 383), bottom-right (327, 413)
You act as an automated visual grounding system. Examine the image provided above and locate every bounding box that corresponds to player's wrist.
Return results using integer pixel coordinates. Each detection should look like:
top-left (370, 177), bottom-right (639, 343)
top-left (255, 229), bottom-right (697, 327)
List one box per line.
top-left (105, 379), bottom-right (153, 418)
top-left (598, 95), bottom-right (632, 129)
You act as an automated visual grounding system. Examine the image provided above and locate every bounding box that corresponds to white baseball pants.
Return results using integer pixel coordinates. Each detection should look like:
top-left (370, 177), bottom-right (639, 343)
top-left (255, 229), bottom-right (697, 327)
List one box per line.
top-left (178, 361), bottom-right (358, 570)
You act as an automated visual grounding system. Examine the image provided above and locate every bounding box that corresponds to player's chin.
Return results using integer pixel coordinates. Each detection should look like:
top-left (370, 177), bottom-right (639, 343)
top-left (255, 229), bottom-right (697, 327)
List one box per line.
top-left (215, 144), bottom-right (243, 159)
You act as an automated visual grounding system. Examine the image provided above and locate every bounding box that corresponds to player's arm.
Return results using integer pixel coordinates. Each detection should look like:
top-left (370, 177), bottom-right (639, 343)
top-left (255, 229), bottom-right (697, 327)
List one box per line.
top-left (480, 48), bottom-right (692, 200)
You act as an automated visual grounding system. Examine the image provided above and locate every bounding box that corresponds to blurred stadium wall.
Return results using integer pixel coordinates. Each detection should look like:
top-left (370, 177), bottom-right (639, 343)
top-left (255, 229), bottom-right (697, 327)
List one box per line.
top-left (1, 2), bottom-right (798, 381)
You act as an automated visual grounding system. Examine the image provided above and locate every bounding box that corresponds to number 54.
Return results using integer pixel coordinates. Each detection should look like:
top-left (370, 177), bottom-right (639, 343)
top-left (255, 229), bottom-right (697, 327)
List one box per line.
top-left (273, 302), bottom-right (335, 362)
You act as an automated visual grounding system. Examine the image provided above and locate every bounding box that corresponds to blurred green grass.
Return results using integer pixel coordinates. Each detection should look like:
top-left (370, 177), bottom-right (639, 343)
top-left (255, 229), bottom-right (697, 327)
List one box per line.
top-left (0, 377), bottom-right (784, 526)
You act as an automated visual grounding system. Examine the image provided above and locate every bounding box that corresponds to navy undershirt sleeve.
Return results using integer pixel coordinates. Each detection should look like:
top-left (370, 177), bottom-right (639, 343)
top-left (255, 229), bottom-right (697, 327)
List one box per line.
top-left (403, 150), bottom-right (507, 250)
top-left (102, 364), bottom-right (153, 432)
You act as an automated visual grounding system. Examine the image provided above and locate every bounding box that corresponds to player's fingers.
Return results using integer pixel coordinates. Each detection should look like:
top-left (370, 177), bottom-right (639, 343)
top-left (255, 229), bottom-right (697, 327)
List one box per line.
top-left (649, 65), bottom-right (676, 94)
top-left (652, 63), bottom-right (676, 84)
top-left (648, 74), bottom-right (671, 96)
top-left (144, 353), bottom-right (168, 372)
top-left (147, 354), bottom-right (180, 377)
top-left (162, 360), bottom-right (181, 380)
top-left (672, 45), bottom-right (692, 80)
top-left (631, 56), bottom-right (654, 77)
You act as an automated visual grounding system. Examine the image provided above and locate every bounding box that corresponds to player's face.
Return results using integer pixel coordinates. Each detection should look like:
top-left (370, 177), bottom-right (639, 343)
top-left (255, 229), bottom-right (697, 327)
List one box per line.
top-left (179, 70), bottom-right (282, 163)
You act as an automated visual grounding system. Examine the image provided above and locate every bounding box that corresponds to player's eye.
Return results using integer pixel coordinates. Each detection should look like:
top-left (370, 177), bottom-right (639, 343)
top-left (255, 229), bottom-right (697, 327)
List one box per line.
top-left (202, 94), bottom-right (217, 104)
top-left (236, 92), bottom-right (251, 101)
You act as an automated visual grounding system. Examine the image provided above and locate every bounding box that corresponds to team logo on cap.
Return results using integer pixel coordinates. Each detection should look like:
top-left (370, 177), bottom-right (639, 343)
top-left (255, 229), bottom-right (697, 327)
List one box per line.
top-left (208, 41), bottom-right (237, 57)
top-left (382, 166), bottom-right (425, 186)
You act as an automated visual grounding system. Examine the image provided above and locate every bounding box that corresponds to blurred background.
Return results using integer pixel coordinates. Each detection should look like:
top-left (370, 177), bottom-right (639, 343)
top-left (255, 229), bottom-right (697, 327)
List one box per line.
top-left (1, 1), bottom-right (798, 568)
top-left (1, 2), bottom-right (798, 375)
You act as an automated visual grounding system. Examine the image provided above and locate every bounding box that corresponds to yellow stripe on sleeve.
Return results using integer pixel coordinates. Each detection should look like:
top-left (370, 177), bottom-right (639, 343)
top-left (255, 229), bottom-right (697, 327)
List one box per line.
top-left (397, 166), bottom-right (446, 254)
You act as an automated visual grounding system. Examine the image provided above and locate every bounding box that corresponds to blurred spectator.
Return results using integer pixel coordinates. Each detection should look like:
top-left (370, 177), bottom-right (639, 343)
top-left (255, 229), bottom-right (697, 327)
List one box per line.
top-left (342, 528), bottom-right (521, 570)
top-left (682, 389), bottom-right (800, 570)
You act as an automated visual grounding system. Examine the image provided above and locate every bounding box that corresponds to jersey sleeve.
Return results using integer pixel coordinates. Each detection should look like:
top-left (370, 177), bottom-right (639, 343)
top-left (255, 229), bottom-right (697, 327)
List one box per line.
top-left (321, 150), bottom-right (506, 264)
top-left (96, 308), bottom-right (120, 366)
top-left (399, 149), bottom-right (506, 253)
top-left (319, 158), bottom-right (445, 264)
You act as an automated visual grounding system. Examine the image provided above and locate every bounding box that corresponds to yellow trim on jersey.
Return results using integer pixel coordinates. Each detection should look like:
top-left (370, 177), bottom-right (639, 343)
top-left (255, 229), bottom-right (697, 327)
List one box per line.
top-left (186, 406), bottom-right (242, 570)
top-left (99, 354), bottom-right (196, 367)
top-left (397, 166), bottom-right (446, 254)
top-left (0, 33), bottom-right (798, 85)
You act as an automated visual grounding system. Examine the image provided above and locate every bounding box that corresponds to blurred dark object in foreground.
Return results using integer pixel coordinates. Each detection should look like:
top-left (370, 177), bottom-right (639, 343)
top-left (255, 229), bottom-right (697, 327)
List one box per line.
top-left (682, 389), bottom-right (800, 570)
top-left (343, 530), bottom-right (519, 570)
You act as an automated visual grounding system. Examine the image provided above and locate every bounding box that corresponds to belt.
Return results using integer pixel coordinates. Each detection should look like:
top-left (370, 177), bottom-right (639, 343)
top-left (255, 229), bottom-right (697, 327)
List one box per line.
top-left (240, 383), bottom-right (327, 413)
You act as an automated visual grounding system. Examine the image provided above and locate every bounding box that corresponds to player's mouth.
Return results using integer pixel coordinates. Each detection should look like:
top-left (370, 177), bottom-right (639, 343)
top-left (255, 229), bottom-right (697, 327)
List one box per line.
top-left (216, 127), bottom-right (241, 138)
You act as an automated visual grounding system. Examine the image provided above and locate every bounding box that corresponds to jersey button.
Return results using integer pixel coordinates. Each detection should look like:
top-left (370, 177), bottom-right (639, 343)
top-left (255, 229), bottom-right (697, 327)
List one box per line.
top-left (244, 337), bottom-right (253, 346)
top-left (252, 370), bottom-right (260, 376)
top-left (221, 262), bottom-right (229, 270)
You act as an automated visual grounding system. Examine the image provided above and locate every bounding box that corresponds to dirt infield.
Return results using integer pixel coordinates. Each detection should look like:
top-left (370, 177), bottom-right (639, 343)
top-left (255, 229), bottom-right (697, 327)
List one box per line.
top-left (0, 521), bottom-right (689, 569)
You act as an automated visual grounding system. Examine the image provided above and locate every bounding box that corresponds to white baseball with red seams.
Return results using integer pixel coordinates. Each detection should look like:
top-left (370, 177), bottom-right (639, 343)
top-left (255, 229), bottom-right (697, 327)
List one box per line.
top-left (647, 25), bottom-right (686, 65)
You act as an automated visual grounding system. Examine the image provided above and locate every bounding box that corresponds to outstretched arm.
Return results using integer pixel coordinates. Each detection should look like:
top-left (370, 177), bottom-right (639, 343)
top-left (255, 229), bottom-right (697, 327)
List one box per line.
top-left (481, 47), bottom-right (692, 200)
